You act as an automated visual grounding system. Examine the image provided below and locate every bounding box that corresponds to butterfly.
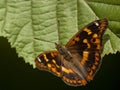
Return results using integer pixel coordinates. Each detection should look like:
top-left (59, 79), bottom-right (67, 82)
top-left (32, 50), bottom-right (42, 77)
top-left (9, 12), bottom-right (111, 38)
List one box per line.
top-left (35, 19), bottom-right (108, 86)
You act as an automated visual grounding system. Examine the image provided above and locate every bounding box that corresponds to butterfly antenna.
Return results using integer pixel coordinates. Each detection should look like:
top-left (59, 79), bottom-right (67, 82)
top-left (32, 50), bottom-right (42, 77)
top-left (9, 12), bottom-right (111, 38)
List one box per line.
top-left (34, 38), bottom-right (55, 44)
top-left (55, 42), bottom-right (58, 45)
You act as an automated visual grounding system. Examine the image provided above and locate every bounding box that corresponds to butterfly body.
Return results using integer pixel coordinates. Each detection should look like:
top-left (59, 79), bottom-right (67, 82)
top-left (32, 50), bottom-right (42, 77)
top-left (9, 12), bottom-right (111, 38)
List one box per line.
top-left (55, 43), bottom-right (73, 61)
top-left (35, 19), bottom-right (108, 86)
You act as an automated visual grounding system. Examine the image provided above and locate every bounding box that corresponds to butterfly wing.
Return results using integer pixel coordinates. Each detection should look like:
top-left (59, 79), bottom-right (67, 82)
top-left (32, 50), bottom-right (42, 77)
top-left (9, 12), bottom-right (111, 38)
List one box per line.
top-left (65, 19), bottom-right (108, 80)
top-left (35, 51), bottom-right (62, 77)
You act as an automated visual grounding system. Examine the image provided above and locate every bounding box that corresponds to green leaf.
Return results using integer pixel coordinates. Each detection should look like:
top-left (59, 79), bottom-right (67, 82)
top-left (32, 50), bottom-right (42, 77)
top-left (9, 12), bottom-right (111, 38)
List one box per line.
top-left (0, 0), bottom-right (120, 67)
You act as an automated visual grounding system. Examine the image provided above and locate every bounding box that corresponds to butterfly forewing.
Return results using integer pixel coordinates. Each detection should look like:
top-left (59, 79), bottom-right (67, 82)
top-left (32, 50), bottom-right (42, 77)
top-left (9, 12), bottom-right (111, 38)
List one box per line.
top-left (35, 51), bottom-right (62, 77)
top-left (66, 19), bottom-right (108, 51)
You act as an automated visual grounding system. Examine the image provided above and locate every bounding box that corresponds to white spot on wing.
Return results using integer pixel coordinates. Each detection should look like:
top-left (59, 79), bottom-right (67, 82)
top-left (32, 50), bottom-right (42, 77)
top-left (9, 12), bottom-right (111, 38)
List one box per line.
top-left (94, 22), bottom-right (99, 26)
top-left (37, 57), bottom-right (41, 62)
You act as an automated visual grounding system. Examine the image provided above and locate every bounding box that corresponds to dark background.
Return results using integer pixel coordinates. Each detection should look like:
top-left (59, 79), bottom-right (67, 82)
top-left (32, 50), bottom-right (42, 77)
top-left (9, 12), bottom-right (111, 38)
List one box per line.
top-left (0, 37), bottom-right (120, 90)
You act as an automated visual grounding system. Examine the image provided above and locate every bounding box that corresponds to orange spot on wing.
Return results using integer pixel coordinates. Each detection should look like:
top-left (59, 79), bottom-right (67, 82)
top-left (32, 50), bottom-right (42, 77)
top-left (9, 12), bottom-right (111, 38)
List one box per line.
top-left (83, 39), bottom-right (87, 43)
top-left (51, 52), bottom-right (55, 57)
top-left (43, 54), bottom-right (49, 62)
top-left (87, 75), bottom-right (93, 81)
top-left (89, 70), bottom-right (93, 76)
top-left (95, 52), bottom-right (100, 61)
top-left (62, 76), bottom-right (70, 83)
top-left (87, 70), bottom-right (93, 80)
top-left (62, 66), bottom-right (73, 74)
top-left (52, 59), bottom-right (56, 64)
top-left (52, 59), bottom-right (60, 68)
top-left (84, 28), bottom-right (92, 35)
top-left (73, 80), bottom-right (77, 84)
top-left (93, 34), bottom-right (98, 38)
top-left (81, 79), bottom-right (87, 85)
top-left (51, 66), bottom-right (61, 76)
top-left (95, 62), bottom-right (99, 65)
top-left (80, 51), bottom-right (89, 66)
top-left (96, 44), bottom-right (101, 50)
top-left (92, 65), bottom-right (96, 70)
top-left (95, 39), bottom-right (100, 44)
top-left (83, 39), bottom-right (91, 48)
top-left (74, 37), bottom-right (80, 41)
top-left (95, 52), bottom-right (100, 57)
top-left (47, 63), bottom-right (51, 68)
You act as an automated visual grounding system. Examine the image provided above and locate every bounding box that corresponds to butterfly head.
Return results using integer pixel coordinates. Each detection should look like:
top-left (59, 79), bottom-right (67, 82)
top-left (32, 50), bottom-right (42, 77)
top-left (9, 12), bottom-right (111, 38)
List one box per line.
top-left (55, 43), bottom-right (61, 49)
top-left (55, 43), bottom-right (66, 54)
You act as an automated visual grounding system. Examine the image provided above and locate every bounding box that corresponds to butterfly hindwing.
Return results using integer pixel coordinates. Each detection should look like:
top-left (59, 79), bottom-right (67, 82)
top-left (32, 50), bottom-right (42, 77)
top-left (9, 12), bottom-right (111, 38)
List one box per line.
top-left (61, 58), bottom-right (88, 86)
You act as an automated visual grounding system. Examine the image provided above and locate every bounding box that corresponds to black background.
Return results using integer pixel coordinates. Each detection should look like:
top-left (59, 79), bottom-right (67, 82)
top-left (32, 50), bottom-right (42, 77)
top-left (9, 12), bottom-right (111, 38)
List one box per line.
top-left (0, 37), bottom-right (120, 90)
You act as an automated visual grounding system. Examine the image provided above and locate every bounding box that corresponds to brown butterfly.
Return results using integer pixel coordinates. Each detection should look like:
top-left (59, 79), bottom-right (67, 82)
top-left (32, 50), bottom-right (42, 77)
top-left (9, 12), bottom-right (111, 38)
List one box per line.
top-left (35, 19), bottom-right (108, 86)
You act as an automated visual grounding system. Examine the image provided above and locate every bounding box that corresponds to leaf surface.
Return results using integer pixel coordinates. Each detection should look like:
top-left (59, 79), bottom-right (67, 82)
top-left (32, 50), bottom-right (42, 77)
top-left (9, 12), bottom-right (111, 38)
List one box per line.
top-left (0, 0), bottom-right (120, 67)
